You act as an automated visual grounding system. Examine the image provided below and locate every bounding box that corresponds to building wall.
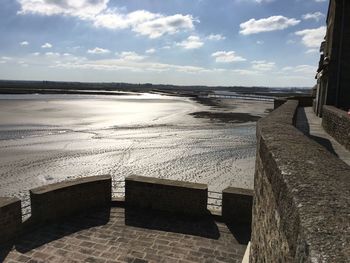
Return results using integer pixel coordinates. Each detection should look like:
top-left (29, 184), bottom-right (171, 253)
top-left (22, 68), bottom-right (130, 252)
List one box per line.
top-left (324, 0), bottom-right (350, 110)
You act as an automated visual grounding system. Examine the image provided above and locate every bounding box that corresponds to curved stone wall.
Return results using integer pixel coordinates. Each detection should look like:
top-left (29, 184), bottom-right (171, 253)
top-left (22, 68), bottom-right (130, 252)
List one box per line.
top-left (250, 100), bottom-right (350, 262)
top-left (322, 105), bottom-right (350, 151)
top-left (30, 175), bottom-right (112, 223)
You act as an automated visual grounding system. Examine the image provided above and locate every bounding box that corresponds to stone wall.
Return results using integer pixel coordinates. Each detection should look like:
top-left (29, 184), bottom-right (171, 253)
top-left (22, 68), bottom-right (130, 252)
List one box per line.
top-left (222, 187), bottom-right (253, 225)
top-left (322, 105), bottom-right (350, 151)
top-left (274, 96), bottom-right (313, 110)
top-left (125, 175), bottom-right (208, 216)
top-left (250, 100), bottom-right (350, 262)
top-left (30, 175), bottom-right (111, 223)
top-left (0, 197), bottom-right (22, 245)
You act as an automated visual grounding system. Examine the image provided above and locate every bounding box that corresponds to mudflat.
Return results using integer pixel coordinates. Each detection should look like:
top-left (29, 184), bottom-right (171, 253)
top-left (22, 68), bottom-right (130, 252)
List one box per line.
top-left (0, 93), bottom-right (272, 207)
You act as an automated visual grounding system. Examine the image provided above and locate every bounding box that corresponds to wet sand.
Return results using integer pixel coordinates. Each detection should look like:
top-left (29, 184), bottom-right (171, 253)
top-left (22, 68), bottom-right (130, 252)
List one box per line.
top-left (0, 93), bottom-right (272, 205)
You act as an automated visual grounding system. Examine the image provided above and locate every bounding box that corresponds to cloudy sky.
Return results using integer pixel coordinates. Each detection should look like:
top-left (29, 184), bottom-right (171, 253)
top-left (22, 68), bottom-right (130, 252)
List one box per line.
top-left (0, 0), bottom-right (329, 87)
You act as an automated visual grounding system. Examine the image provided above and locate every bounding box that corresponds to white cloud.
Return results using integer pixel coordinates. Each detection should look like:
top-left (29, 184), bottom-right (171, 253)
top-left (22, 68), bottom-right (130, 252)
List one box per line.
top-left (87, 47), bottom-right (110, 54)
top-left (53, 57), bottom-right (209, 74)
top-left (41, 42), bottom-right (52, 48)
top-left (212, 51), bottom-right (246, 63)
top-left (20, 41), bottom-right (29, 46)
top-left (207, 34), bottom-right (226, 41)
top-left (45, 52), bottom-right (60, 57)
top-left (251, 60), bottom-right (275, 71)
top-left (1, 56), bottom-right (12, 60)
top-left (256, 40), bottom-right (264, 45)
top-left (305, 48), bottom-right (319, 54)
top-left (240, 16), bottom-right (300, 35)
top-left (18, 0), bottom-right (196, 39)
top-left (31, 52), bottom-right (40, 56)
top-left (302, 12), bottom-right (325, 22)
top-left (314, 0), bottom-right (327, 2)
top-left (18, 0), bottom-right (109, 18)
top-left (145, 48), bottom-right (156, 54)
top-left (177, 36), bottom-right (204, 49)
top-left (232, 69), bottom-right (260, 76)
top-left (117, 51), bottom-right (146, 61)
top-left (282, 65), bottom-right (316, 75)
top-left (295, 26), bottom-right (326, 48)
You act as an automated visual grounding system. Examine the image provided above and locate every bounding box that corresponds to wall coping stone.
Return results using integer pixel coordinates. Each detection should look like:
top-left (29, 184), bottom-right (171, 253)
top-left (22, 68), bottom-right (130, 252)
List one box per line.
top-left (126, 175), bottom-right (207, 190)
top-left (31, 175), bottom-right (111, 194)
top-left (0, 197), bottom-right (20, 208)
top-left (253, 99), bottom-right (350, 262)
top-left (222, 187), bottom-right (253, 196)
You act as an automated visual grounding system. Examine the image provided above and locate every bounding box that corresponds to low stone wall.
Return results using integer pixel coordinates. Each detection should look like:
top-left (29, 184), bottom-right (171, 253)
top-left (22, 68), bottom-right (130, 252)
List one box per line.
top-left (125, 175), bottom-right (208, 216)
top-left (30, 175), bottom-right (111, 223)
top-left (322, 105), bottom-right (350, 151)
top-left (251, 100), bottom-right (350, 262)
top-left (222, 187), bottom-right (253, 225)
top-left (0, 197), bottom-right (22, 245)
top-left (274, 95), bottom-right (313, 110)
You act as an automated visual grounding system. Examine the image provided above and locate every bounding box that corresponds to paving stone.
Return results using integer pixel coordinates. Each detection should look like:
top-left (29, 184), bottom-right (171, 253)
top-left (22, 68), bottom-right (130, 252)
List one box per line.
top-left (1, 208), bottom-right (246, 262)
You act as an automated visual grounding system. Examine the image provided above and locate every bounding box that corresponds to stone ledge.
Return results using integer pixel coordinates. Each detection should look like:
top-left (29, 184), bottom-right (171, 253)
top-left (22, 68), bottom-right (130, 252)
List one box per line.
top-left (125, 175), bottom-right (207, 190)
top-left (251, 100), bottom-right (350, 262)
top-left (125, 175), bottom-right (208, 216)
top-left (31, 175), bottom-right (111, 194)
top-left (30, 175), bottom-right (112, 223)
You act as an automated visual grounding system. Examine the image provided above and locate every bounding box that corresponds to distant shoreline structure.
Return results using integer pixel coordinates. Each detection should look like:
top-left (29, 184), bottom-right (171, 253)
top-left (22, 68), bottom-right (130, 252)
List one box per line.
top-left (0, 79), bottom-right (311, 98)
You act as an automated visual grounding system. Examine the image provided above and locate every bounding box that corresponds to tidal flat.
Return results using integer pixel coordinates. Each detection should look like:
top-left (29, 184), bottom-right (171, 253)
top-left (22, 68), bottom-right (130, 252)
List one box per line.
top-left (0, 93), bottom-right (272, 205)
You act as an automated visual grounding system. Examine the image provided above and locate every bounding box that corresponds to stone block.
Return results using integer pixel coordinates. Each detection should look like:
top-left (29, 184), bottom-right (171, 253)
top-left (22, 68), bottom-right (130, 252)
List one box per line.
top-left (222, 187), bottom-right (253, 225)
top-left (125, 175), bottom-right (208, 216)
top-left (30, 175), bottom-right (111, 223)
top-left (0, 197), bottom-right (22, 244)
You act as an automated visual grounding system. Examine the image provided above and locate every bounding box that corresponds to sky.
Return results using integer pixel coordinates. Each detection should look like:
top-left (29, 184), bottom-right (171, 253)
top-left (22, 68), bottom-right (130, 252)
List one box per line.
top-left (0, 0), bottom-right (329, 87)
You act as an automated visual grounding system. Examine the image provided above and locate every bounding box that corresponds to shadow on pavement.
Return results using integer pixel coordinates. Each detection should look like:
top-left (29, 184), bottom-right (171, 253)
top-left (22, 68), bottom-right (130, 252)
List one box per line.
top-left (14, 208), bottom-right (110, 253)
top-left (125, 207), bottom-right (221, 239)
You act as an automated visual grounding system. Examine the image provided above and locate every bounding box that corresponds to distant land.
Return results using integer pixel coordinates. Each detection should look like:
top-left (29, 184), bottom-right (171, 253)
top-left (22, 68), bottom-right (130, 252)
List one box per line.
top-left (0, 79), bottom-right (311, 98)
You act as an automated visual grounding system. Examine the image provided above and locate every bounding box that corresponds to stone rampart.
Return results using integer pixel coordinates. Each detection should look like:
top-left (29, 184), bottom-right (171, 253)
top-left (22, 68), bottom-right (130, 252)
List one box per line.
top-left (274, 95), bottom-right (313, 110)
top-left (322, 105), bottom-right (350, 151)
top-left (30, 175), bottom-right (111, 223)
top-left (251, 100), bottom-right (350, 262)
top-left (0, 197), bottom-right (22, 245)
top-left (125, 175), bottom-right (208, 216)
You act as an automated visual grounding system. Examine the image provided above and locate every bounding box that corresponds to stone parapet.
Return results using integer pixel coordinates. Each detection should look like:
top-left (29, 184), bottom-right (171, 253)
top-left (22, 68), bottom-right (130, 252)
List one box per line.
top-left (250, 100), bottom-right (350, 262)
top-left (0, 197), bottom-right (22, 245)
top-left (125, 175), bottom-right (208, 216)
top-left (222, 187), bottom-right (253, 225)
top-left (30, 175), bottom-right (111, 223)
top-left (322, 105), bottom-right (350, 151)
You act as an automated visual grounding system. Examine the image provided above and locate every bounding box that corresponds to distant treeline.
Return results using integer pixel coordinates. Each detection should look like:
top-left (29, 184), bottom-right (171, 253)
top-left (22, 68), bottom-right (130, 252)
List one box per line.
top-left (0, 80), bottom-right (311, 97)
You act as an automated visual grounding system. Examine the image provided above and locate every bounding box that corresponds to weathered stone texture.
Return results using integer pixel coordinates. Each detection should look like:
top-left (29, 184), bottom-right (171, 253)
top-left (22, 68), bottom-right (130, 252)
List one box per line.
top-left (0, 197), bottom-right (22, 245)
top-left (322, 105), bottom-right (350, 151)
top-left (250, 100), bottom-right (350, 262)
top-left (222, 187), bottom-right (253, 225)
top-left (30, 175), bottom-right (111, 223)
top-left (125, 175), bottom-right (208, 216)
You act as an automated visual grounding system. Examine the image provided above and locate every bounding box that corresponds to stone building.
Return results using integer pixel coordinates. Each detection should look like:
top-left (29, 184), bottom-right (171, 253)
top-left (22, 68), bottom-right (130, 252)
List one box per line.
top-left (315, 0), bottom-right (350, 116)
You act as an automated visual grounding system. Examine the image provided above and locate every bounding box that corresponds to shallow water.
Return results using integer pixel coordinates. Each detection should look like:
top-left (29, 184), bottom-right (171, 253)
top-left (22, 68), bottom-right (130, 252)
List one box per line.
top-left (0, 93), bottom-right (269, 205)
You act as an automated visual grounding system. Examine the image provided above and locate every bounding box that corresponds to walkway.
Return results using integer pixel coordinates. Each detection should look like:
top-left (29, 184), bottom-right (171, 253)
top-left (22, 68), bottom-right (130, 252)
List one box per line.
top-left (296, 107), bottom-right (350, 165)
top-left (0, 207), bottom-right (248, 263)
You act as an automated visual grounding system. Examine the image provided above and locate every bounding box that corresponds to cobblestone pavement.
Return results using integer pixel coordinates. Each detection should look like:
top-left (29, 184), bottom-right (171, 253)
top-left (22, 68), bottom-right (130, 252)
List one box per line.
top-left (0, 207), bottom-right (248, 263)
